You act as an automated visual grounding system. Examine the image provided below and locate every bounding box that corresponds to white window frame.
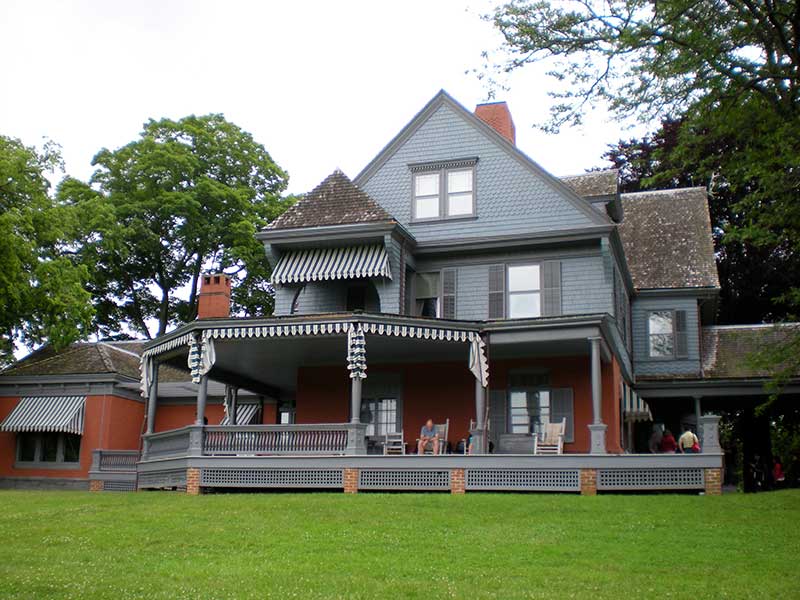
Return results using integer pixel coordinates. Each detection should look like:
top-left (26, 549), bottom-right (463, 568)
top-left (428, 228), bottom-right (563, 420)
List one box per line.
top-left (361, 397), bottom-right (401, 437)
top-left (411, 160), bottom-right (477, 222)
top-left (507, 263), bottom-right (542, 319)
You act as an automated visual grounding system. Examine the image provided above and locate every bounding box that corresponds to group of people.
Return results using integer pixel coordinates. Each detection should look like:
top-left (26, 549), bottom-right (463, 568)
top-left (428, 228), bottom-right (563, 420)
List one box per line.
top-left (649, 425), bottom-right (701, 454)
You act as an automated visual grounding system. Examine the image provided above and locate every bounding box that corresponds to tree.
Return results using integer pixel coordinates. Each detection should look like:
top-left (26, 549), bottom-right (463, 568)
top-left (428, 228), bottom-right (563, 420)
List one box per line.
top-left (487, 0), bottom-right (800, 131)
top-left (0, 136), bottom-right (94, 365)
top-left (60, 115), bottom-right (290, 339)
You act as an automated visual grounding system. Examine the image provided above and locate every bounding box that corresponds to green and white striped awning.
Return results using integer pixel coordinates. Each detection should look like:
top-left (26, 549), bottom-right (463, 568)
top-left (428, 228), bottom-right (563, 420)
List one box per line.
top-left (271, 245), bottom-right (391, 284)
top-left (220, 403), bottom-right (261, 426)
top-left (0, 396), bottom-right (86, 435)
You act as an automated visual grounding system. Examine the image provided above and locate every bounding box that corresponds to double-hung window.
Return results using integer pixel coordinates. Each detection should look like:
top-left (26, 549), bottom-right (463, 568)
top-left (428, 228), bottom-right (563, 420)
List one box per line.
top-left (507, 264), bottom-right (541, 318)
top-left (411, 160), bottom-right (476, 221)
top-left (647, 310), bottom-right (689, 358)
top-left (361, 398), bottom-right (400, 437)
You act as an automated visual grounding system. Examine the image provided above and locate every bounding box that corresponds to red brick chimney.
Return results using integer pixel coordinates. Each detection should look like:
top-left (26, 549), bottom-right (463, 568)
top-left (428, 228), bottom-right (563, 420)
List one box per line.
top-left (197, 273), bottom-right (231, 319)
top-left (475, 101), bottom-right (516, 145)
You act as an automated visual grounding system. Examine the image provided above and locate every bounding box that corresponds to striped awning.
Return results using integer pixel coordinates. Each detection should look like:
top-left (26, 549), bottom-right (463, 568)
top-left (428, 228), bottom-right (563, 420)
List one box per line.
top-left (0, 396), bottom-right (86, 435)
top-left (622, 384), bottom-right (652, 423)
top-left (271, 245), bottom-right (391, 284)
top-left (220, 404), bottom-right (260, 426)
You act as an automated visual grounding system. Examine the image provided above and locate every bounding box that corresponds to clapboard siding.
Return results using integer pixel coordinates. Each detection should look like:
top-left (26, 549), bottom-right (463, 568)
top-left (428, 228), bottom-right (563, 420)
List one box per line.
top-left (631, 296), bottom-right (701, 377)
top-left (360, 102), bottom-right (598, 244)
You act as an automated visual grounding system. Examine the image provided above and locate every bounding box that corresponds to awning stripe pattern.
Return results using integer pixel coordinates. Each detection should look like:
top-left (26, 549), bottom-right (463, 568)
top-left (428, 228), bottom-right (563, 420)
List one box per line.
top-left (622, 383), bottom-right (652, 423)
top-left (0, 396), bottom-right (86, 435)
top-left (347, 326), bottom-right (367, 380)
top-left (271, 245), bottom-right (392, 284)
top-left (220, 404), bottom-right (260, 426)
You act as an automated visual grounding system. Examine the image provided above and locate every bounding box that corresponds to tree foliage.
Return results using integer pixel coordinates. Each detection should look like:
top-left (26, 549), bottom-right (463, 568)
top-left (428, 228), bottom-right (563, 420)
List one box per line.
top-left (488, 0), bottom-right (800, 130)
top-left (60, 114), bottom-right (290, 339)
top-left (0, 136), bottom-right (93, 365)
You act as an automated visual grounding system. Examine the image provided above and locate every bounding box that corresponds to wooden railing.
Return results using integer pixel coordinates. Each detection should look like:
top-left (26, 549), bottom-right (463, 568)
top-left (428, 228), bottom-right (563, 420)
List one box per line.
top-left (203, 424), bottom-right (353, 455)
top-left (98, 450), bottom-right (139, 471)
top-left (143, 427), bottom-right (194, 459)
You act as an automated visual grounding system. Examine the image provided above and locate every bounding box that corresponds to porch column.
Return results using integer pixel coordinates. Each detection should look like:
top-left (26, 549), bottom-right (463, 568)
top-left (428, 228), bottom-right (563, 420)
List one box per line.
top-left (472, 378), bottom-right (487, 454)
top-left (195, 374), bottom-right (209, 425)
top-left (350, 377), bottom-right (362, 423)
top-left (693, 396), bottom-right (702, 440)
top-left (145, 361), bottom-right (159, 435)
top-left (229, 386), bottom-right (238, 425)
top-left (587, 336), bottom-right (607, 454)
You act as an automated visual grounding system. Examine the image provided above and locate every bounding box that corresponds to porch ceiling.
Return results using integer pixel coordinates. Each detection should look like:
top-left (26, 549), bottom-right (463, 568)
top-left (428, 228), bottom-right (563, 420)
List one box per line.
top-left (166, 333), bottom-right (471, 394)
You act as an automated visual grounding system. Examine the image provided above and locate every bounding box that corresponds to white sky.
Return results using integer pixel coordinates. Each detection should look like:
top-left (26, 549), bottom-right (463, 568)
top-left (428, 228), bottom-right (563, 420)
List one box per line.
top-left (0, 0), bottom-right (645, 195)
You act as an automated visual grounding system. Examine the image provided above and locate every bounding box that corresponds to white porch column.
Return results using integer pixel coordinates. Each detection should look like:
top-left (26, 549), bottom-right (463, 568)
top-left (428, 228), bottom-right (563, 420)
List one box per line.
top-left (195, 374), bottom-right (209, 425)
top-left (588, 336), bottom-right (607, 454)
top-left (145, 361), bottom-right (158, 435)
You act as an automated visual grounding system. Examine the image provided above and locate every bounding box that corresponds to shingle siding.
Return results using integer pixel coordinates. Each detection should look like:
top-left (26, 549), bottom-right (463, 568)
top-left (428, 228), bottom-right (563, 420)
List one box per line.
top-left (360, 103), bottom-right (597, 244)
top-left (631, 296), bottom-right (701, 377)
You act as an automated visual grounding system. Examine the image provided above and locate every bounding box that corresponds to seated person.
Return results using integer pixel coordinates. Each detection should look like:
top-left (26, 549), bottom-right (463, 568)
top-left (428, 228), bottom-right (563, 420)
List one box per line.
top-left (417, 419), bottom-right (440, 455)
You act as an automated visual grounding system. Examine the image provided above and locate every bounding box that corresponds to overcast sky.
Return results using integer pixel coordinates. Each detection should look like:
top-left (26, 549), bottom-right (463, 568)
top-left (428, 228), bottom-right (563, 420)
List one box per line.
top-left (0, 0), bottom-right (645, 195)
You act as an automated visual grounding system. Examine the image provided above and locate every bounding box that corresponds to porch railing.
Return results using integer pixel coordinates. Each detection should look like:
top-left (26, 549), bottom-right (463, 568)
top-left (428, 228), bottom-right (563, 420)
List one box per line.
top-left (90, 449), bottom-right (140, 472)
top-left (143, 426), bottom-right (194, 459)
top-left (203, 424), bottom-right (355, 455)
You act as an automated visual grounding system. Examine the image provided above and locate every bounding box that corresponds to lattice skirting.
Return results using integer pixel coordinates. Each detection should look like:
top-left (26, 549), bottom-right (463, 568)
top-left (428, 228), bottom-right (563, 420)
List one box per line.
top-left (102, 480), bottom-right (137, 492)
top-left (358, 469), bottom-right (450, 490)
top-left (597, 468), bottom-right (705, 490)
top-left (466, 469), bottom-right (580, 491)
top-left (138, 469), bottom-right (187, 490)
top-left (201, 468), bottom-right (343, 488)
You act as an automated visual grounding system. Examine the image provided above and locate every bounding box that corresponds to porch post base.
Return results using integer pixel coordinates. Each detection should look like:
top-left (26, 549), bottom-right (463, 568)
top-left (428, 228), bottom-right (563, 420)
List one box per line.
top-left (186, 468), bottom-right (202, 495)
top-left (580, 469), bottom-right (598, 496)
top-left (450, 469), bottom-right (466, 494)
top-left (343, 468), bottom-right (359, 494)
top-left (89, 479), bottom-right (104, 492)
top-left (588, 424), bottom-right (607, 454)
top-left (704, 468), bottom-right (722, 496)
top-left (699, 415), bottom-right (721, 453)
top-left (345, 423), bottom-right (367, 455)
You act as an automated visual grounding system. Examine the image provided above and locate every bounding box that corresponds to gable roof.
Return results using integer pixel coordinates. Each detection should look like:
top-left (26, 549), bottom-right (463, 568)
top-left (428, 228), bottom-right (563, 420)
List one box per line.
top-left (1, 340), bottom-right (187, 383)
top-left (561, 169), bottom-right (619, 198)
top-left (702, 324), bottom-right (800, 380)
top-left (265, 170), bottom-right (395, 230)
top-left (618, 187), bottom-right (719, 290)
top-left (353, 89), bottom-right (609, 227)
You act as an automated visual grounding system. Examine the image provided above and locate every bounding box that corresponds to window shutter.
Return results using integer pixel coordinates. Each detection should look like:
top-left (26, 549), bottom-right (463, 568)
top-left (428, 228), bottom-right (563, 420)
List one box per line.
top-left (550, 388), bottom-right (574, 442)
top-left (441, 268), bottom-right (457, 319)
top-left (542, 260), bottom-right (562, 317)
top-left (488, 390), bottom-right (507, 444)
top-left (488, 265), bottom-right (505, 319)
top-left (675, 310), bottom-right (689, 358)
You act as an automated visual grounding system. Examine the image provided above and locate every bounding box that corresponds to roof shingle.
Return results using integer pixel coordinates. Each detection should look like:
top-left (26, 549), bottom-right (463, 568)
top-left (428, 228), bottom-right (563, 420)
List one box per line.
top-left (265, 170), bottom-right (395, 230)
top-left (561, 169), bottom-right (619, 198)
top-left (701, 324), bottom-right (800, 379)
top-left (618, 187), bottom-right (719, 290)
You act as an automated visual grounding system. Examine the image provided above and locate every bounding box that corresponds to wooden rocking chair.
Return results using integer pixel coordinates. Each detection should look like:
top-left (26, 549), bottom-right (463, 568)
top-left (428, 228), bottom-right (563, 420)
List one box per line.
top-left (383, 431), bottom-right (405, 455)
top-left (417, 419), bottom-right (449, 455)
top-left (533, 418), bottom-right (566, 455)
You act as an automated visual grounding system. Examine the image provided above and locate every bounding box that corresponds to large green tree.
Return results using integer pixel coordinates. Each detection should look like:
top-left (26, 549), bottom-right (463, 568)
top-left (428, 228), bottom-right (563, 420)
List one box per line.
top-left (0, 136), bottom-right (93, 365)
top-left (60, 114), bottom-right (290, 339)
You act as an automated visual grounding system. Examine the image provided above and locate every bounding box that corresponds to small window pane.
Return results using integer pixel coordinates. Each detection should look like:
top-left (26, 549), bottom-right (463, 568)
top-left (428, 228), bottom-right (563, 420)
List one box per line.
top-left (649, 334), bottom-right (674, 357)
top-left (447, 169), bottom-right (472, 193)
top-left (415, 195), bottom-right (439, 219)
top-left (416, 298), bottom-right (439, 318)
top-left (509, 292), bottom-right (541, 318)
top-left (447, 192), bottom-right (473, 216)
top-left (415, 272), bottom-right (440, 299)
top-left (508, 265), bottom-right (540, 292)
top-left (415, 172), bottom-right (439, 197)
top-left (40, 434), bottom-right (58, 462)
top-left (63, 434), bottom-right (81, 463)
top-left (649, 311), bottom-right (673, 334)
top-left (18, 434), bottom-right (37, 462)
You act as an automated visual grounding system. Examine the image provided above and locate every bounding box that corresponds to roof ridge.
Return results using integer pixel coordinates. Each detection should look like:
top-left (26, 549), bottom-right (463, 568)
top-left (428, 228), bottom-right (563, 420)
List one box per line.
top-left (98, 341), bottom-right (142, 359)
top-left (560, 168), bottom-right (619, 179)
top-left (621, 186), bottom-right (707, 198)
top-left (94, 344), bottom-right (116, 372)
top-left (1, 343), bottom-right (87, 374)
top-left (703, 323), bottom-right (800, 331)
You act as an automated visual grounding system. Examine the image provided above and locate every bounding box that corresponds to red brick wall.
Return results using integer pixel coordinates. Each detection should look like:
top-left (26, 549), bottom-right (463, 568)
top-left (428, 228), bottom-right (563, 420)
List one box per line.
top-left (295, 366), bottom-right (350, 424)
top-left (0, 394), bottom-right (145, 479)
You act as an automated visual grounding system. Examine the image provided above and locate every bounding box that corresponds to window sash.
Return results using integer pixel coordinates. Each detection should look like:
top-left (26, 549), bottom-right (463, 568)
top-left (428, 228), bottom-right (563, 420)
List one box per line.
top-left (648, 310), bottom-right (675, 358)
top-left (362, 398), bottom-right (400, 437)
top-left (412, 166), bottom-right (474, 220)
top-left (16, 433), bottom-right (81, 465)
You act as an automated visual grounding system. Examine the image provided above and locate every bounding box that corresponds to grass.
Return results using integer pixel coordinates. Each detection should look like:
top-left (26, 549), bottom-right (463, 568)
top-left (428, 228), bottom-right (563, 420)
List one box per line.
top-left (0, 490), bottom-right (798, 599)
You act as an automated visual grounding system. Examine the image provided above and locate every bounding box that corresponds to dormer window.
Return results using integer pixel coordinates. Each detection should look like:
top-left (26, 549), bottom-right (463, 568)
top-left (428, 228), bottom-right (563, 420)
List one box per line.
top-left (410, 158), bottom-right (477, 221)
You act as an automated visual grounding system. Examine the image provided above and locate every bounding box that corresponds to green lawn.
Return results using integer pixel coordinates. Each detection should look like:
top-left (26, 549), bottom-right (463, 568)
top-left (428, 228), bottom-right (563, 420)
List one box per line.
top-left (0, 490), bottom-right (798, 599)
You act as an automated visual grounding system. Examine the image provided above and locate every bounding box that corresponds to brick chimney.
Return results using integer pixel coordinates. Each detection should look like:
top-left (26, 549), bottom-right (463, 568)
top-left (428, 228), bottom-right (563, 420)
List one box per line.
top-left (197, 273), bottom-right (231, 319)
top-left (475, 101), bottom-right (516, 145)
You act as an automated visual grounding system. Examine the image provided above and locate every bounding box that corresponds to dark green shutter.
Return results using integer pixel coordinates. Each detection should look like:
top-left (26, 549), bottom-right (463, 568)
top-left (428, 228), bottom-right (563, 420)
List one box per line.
top-left (488, 265), bottom-right (505, 319)
top-left (441, 268), bottom-right (457, 319)
top-left (675, 310), bottom-right (689, 358)
top-left (542, 260), bottom-right (562, 317)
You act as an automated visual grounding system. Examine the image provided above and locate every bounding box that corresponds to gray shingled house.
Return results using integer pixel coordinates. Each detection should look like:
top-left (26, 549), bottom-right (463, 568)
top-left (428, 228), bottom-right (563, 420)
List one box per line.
top-left (4, 90), bottom-right (796, 494)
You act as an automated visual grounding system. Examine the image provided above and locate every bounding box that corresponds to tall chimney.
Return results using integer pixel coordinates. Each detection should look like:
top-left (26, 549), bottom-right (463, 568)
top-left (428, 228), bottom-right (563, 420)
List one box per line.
top-left (474, 101), bottom-right (516, 145)
top-left (197, 273), bottom-right (231, 319)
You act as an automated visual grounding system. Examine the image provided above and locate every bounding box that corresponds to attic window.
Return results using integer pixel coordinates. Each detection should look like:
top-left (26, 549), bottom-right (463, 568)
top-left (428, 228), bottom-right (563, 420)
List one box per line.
top-left (409, 158), bottom-right (477, 221)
